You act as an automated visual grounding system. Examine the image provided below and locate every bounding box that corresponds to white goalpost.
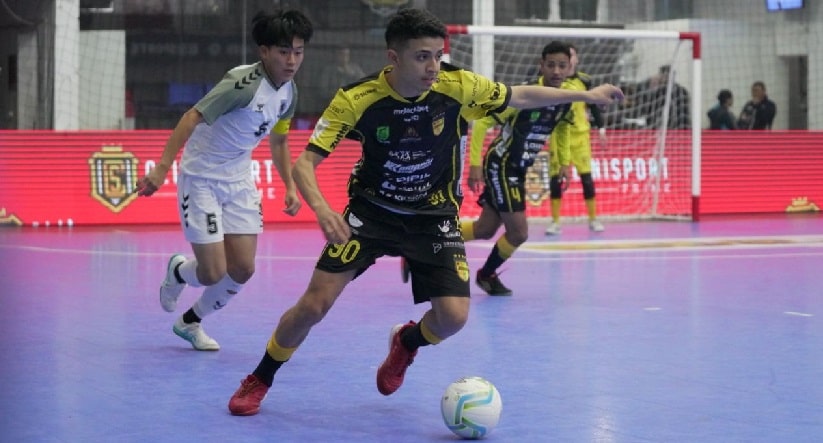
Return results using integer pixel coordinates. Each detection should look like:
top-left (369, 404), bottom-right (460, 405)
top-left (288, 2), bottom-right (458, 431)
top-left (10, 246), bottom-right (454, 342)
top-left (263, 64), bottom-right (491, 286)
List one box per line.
top-left (446, 25), bottom-right (702, 221)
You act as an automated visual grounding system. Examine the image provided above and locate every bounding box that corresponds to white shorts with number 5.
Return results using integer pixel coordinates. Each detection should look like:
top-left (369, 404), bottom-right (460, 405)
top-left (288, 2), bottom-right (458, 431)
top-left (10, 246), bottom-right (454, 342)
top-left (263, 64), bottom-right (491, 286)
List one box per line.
top-left (176, 173), bottom-right (263, 244)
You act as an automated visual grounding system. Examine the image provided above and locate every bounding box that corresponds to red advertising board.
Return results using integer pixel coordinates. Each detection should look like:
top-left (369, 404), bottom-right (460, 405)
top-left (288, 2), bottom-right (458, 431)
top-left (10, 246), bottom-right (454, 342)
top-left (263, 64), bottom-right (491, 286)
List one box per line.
top-left (0, 131), bottom-right (348, 226)
top-left (0, 130), bottom-right (820, 227)
top-left (700, 131), bottom-right (823, 214)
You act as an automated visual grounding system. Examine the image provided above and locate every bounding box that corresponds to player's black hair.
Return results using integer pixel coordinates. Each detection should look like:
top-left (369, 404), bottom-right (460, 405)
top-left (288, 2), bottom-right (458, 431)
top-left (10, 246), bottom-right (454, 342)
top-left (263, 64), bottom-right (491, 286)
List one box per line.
top-left (717, 89), bottom-right (732, 104)
top-left (251, 10), bottom-right (314, 47)
top-left (384, 8), bottom-right (447, 50)
top-left (541, 40), bottom-right (571, 59)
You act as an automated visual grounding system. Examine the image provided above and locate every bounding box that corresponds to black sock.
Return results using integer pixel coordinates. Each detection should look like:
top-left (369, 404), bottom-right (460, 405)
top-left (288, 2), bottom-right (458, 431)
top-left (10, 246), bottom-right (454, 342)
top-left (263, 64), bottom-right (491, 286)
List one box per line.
top-left (173, 264), bottom-right (185, 284)
top-left (252, 352), bottom-right (285, 387)
top-left (400, 323), bottom-right (431, 353)
top-left (182, 308), bottom-right (201, 324)
top-left (479, 246), bottom-right (505, 276)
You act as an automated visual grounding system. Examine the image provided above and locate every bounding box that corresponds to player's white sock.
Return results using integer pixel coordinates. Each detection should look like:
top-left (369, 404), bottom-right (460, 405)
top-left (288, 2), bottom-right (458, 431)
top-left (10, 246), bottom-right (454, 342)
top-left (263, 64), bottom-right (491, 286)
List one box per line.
top-left (192, 274), bottom-right (243, 319)
top-left (177, 258), bottom-right (203, 288)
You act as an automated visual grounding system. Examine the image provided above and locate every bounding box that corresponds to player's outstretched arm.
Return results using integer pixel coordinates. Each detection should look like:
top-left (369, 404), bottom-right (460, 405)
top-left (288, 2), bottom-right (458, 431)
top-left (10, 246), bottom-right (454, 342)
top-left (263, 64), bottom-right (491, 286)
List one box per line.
top-left (293, 150), bottom-right (351, 244)
top-left (509, 84), bottom-right (623, 109)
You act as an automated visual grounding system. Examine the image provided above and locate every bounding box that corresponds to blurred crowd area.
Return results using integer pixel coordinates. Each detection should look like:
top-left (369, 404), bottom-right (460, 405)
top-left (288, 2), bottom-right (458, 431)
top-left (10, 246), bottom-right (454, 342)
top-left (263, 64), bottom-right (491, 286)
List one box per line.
top-left (0, 0), bottom-right (817, 130)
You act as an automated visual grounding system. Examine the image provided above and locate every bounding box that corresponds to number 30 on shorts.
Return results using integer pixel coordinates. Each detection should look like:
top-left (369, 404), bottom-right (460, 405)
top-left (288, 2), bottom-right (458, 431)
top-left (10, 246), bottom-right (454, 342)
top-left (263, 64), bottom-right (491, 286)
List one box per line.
top-left (325, 240), bottom-right (361, 264)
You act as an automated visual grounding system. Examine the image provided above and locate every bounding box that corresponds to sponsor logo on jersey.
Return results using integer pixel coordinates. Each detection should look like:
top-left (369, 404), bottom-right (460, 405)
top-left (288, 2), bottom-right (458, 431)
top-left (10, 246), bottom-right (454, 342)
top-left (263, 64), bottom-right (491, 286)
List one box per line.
top-left (393, 105), bottom-right (429, 115)
top-left (376, 126), bottom-right (390, 142)
top-left (234, 68), bottom-right (261, 90)
top-left (348, 212), bottom-right (364, 228)
top-left (353, 87), bottom-right (377, 101)
top-left (399, 126), bottom-right (421, 145)
top-left (88, 145), bottom-right (139, 213)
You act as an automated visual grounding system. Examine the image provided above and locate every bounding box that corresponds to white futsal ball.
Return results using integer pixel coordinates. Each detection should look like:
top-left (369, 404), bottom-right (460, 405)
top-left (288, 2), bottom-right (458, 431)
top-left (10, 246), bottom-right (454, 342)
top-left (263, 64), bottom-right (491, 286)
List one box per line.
top-left (440, 376), bottom-right (502, 439)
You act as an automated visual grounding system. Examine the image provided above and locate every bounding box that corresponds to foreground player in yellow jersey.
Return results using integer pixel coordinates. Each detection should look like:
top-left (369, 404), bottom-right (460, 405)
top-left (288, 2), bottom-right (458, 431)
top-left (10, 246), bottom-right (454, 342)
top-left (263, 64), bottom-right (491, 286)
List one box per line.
top-left (461, 41), bottom-right (575, 296)
top-left (228, 8), bottom-right (623, 416)
top-left (546, 43), bottom-right (607, 235)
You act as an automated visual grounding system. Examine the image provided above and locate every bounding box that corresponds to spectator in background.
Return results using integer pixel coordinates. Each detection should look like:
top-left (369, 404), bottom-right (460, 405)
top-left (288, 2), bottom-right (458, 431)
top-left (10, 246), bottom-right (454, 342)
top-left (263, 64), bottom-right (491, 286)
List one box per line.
top-left (737, 81), bottom-right (776, 130)
top-left (707, 89), bottom-right (735, 130)
top-left (320, 45), bottom-right (366, 97)
top-left (637, 65), bottom-right (691, 129)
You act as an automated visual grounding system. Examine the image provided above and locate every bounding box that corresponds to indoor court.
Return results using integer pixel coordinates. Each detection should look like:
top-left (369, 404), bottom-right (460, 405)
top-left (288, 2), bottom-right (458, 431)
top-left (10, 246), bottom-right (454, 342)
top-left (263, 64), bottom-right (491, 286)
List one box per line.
top-left (1, 214), bottom-right (821, 442)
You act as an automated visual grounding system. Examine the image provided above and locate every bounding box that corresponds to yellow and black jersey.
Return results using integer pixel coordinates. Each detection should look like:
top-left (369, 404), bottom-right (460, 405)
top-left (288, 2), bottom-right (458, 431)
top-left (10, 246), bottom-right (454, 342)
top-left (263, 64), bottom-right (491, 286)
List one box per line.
top-left (564, 71), bottom-right (604, 134)
top-left (307, 62), bottom-right (510, 215)
top-left (471, 76), bottom-right (572, 170)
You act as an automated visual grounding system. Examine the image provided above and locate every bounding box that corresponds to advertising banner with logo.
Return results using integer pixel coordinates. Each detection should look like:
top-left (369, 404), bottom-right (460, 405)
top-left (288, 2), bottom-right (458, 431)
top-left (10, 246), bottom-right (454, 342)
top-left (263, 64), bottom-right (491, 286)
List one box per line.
top-left (0, 130), bottom-right (820, 227)
top-left (0, 131), bottom-right (354, 226)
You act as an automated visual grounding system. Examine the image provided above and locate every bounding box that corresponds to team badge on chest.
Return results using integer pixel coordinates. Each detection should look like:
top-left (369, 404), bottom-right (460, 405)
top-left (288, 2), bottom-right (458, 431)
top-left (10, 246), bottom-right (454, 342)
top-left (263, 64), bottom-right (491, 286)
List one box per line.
top-left (432, 116), bottom-right (444, 135)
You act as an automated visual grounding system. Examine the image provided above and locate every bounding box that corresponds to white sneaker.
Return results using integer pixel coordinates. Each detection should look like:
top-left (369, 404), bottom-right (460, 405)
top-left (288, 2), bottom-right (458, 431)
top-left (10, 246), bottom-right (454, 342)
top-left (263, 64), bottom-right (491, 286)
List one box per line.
top-left (545, 221), bottom-right (561, 235)
top-left (173, 316), bottom-right (220, 351)
top-left (159, 254), bottom-right (187, 312)
top-left (589, 220), bottom-right (605, 232)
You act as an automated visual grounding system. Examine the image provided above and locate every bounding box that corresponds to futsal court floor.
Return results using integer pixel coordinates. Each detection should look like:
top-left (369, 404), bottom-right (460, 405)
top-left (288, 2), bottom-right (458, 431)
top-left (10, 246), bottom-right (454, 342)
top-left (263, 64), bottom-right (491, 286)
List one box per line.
top-left (1, 213), bottom-right (821, 443)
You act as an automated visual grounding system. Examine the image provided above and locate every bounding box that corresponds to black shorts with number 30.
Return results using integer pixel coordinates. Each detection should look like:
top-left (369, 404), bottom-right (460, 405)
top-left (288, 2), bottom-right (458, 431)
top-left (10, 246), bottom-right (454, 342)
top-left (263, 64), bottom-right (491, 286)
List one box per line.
top-left (315, 197), bottom-right (470, 303)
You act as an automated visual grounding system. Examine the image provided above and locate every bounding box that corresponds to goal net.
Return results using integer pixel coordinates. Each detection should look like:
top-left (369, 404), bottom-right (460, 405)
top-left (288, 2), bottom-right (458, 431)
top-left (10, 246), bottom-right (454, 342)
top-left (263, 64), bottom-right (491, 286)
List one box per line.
top-left (447, 25), bottom-right (701, 221)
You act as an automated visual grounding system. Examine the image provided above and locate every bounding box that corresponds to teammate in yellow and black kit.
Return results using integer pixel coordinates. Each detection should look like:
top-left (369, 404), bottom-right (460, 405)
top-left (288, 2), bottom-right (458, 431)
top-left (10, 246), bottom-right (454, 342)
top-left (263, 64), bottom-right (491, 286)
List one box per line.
top-left (547, 43), bottom-right (607, 234)
top-left (462, 41), bottom-right (575, 296)
top-left (228, 8), bottom-right (624, 416)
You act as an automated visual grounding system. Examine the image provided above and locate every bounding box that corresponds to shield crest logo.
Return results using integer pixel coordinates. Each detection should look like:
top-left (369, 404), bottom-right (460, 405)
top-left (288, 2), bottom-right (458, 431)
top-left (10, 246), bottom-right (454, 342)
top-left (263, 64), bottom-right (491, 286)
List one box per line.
top-left (432, 116), bottom-right (444, 135)
top-left (454, 256), bottom-right (470, 282)
top-left (88, 146), bottom-right (139, 213)
top-left (376, 126), bottom-right (390, 142)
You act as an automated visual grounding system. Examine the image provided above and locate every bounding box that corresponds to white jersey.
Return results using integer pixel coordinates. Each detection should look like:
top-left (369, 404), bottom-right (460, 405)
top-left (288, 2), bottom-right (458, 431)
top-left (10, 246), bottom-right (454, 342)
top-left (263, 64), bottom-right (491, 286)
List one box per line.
top-left (181, 62), bottom-right (297, 181)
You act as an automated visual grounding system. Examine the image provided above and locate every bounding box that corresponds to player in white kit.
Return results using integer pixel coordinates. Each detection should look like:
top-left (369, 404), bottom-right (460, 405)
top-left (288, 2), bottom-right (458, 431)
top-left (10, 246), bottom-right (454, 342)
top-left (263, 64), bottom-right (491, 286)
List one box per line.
top-left (135, 10), bottom-right (313, 350)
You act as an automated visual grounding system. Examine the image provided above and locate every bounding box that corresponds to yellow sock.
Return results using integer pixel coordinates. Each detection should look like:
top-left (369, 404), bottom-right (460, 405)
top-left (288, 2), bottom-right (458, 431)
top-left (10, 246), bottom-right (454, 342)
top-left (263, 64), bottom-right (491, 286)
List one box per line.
top-left (586, 199), bottom-right (597, 221)
top-left (460, 220), bottom-right (475, 241)
top-left (420, 320), bottom-right (443, 345)
top-left (551, 199), bottom-right (562, 223)
top-left (495, 235), bottom-right (516, 260)
top-left (266, 333), bottom-right (297, 362)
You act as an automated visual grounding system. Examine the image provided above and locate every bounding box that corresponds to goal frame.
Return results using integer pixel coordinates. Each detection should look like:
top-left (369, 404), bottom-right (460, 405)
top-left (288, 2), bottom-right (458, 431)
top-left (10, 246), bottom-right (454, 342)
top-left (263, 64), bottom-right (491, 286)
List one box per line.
top-left (445, 25), bottom-right (702, 221)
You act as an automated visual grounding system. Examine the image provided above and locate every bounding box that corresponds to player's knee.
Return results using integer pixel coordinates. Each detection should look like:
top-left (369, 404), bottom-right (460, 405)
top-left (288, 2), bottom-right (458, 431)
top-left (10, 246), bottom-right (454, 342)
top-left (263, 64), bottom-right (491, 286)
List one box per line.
top-left (440, 302), bottom-right (470, 333)
top-left (549, 176), bottom-right (563, 199)
top-left (228, 265), bottom-right (255, 284)
top-left (580, 173), bottom-right (596, 199)
top-left (294, 291), bottom-right (333, 325)
top-left (197, 267), bottom-right (225, 286)
top-left (507, 228), bottom-right (528, 246)
top-left (473, 225), bottom-right (496, 240)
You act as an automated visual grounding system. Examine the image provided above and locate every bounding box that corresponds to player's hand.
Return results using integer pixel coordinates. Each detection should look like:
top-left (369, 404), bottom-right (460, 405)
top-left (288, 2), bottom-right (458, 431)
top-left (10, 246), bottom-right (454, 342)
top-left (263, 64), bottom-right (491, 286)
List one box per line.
top-left (135, 165), bottom-right (168, 197)
top-left (598, 128), bottom-right (608, 149)
top-left (588, 84), bottom-right (624, 105)
top-left (282, 189), bottom-right (302, 216)
top-left (468, 165), bottom-right (484, 194)
top-left (558, 165), bottom-right (571, 192)
top-left (316, 207), bottom-right (351, 245)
